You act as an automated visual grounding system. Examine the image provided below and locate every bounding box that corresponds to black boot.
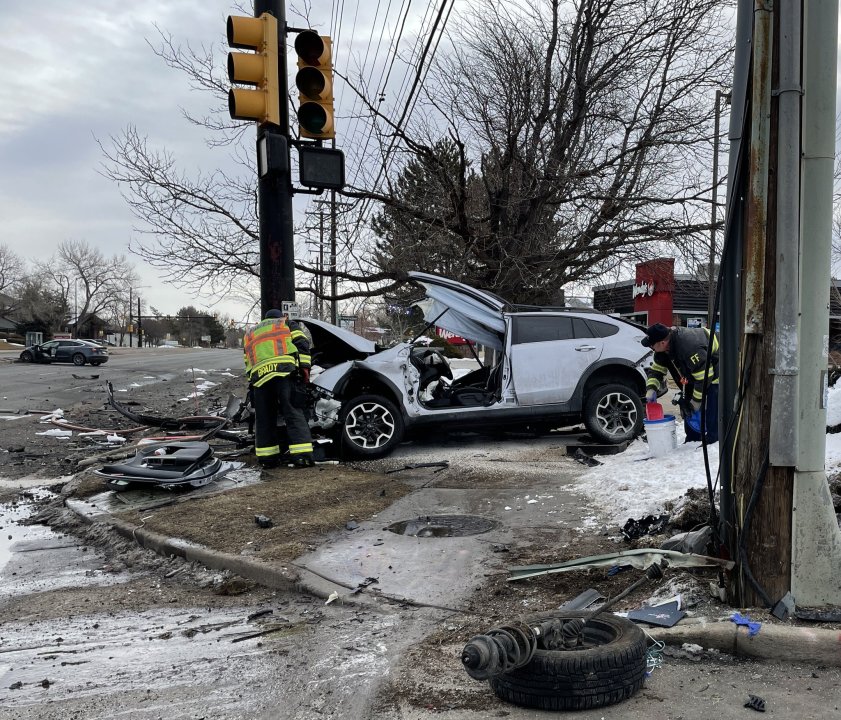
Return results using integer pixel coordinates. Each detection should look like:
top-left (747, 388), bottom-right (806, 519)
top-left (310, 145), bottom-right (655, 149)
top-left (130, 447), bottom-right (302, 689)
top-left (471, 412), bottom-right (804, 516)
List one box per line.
top-left (288, 456), bottom-right (315, 468)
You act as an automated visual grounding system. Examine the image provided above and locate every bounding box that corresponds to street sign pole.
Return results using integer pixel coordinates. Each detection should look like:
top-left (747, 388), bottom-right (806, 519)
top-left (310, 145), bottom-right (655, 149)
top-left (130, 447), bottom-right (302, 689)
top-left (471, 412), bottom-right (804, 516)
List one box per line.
top-left (255, 0), bottom-right (294, 315)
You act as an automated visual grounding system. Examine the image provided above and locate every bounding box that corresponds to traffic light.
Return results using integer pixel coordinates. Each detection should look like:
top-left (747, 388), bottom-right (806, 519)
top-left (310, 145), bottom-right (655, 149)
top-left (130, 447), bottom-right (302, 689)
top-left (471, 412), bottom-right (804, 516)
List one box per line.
top-left (226, 13), bottom-right (280, 126)
top-left (294, 31), bottom-right (335, 140)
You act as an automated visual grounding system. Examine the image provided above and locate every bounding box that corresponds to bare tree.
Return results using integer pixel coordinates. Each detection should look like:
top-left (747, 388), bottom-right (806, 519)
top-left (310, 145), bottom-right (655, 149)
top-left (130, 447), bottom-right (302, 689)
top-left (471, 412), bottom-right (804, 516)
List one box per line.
top-left (0, 243), bottom-right (26, 317)
top-left (36, 239), bottom-right (138, 332)
top-left (100, 0), bottom-right (732, 308)
top-left (355, 0), bottom-right (734, 304)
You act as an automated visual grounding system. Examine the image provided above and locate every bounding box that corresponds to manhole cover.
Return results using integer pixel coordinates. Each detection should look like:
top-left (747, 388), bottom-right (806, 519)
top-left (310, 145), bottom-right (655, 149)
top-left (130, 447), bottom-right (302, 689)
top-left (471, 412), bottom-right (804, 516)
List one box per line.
top-left (386, 515), bottom-right (498, 538)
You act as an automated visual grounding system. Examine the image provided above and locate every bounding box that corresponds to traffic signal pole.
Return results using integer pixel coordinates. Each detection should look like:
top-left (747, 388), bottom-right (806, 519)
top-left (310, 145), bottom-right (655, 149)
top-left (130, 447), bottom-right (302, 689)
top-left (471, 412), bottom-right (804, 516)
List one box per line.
top-left (255, 0), bottom-right (294, 315)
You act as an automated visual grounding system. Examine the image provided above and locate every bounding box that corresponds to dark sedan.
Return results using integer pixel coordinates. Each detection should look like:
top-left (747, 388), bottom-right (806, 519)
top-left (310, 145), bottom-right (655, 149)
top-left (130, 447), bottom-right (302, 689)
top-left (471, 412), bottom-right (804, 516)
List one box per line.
top-left (19, 339), bottom-right (109, 366)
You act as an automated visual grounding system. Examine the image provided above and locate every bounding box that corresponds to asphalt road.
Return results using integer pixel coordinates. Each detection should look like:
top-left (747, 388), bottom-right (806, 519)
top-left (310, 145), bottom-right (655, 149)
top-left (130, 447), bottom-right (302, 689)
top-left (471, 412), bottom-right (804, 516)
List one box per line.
top-left (0, 347), bottom-right (242, 413)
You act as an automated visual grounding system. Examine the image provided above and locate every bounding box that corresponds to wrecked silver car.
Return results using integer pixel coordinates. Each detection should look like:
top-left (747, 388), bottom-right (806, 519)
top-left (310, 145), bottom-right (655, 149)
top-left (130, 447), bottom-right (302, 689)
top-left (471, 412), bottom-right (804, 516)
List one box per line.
top-left (303, 272), bottom-right (651, 458)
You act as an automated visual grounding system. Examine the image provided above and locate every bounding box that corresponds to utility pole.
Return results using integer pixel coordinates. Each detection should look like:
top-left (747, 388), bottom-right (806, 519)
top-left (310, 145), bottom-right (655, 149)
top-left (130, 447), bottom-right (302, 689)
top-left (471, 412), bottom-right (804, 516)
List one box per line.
top-left (129, 287), bottom-right (133, 348)
top-left (330, 187), bottom-right (338, 325)
top-left (721, 0), bottom-right (841, 610)
top-left (137, 296), bottom-right (142, 348)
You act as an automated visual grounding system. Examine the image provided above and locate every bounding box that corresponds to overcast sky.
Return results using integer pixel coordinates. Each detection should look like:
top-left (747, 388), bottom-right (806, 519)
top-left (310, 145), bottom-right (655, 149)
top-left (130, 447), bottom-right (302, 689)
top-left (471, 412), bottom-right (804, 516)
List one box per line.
top-left (0, 0), bottom-right (421, 324)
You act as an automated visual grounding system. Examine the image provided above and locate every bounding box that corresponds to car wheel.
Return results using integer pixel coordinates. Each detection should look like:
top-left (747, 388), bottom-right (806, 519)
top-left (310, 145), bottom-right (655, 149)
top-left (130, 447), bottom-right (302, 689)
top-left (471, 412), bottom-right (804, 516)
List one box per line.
top-left (20, 351), bottom-right (33, 362)
top-left (582, 382), bottom-right (643, 443)
top-left (340, 393), bottom-right (405, 458)
top-left (72, 353), bottom-right (86, 366)
top-left (488, 611), bottom-right (647, 711)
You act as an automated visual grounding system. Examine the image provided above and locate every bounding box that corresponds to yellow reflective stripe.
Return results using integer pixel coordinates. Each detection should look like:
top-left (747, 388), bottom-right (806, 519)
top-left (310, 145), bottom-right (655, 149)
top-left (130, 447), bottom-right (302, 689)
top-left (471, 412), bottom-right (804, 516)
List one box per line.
top-left (256, 445), bottom-right (280, 456)
top-left (691, 369), bottom-right (708, 381)
top-left (298, 354), bottom-right (311, 365)
top-left (650, 361), bottom-right (668, 373)
top-left (291, 329), bottom-right (306, 339)
top-left (252, 369), bottom-right (294, 387)
top-left (289, 443), bottom-right (313, 455)
top-left (692, 389), bottom-right (704, 401)
top-left (646, 380), bottom-right (660, 390)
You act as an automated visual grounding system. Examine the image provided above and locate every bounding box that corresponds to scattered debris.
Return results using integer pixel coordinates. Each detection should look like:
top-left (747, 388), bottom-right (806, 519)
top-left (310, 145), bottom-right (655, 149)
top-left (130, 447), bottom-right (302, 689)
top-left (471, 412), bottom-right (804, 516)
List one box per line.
top-left (627, 599), bottom-right (685, 628)
top-left (771, 591), bottom-right (795, 620)
top-left (94, 441), bottom-right (230, 490)
top-left (72, 373), bottom-right (99, 379)
top-left (745, 694), bottom-right (766, 712)
top-left (660, 526), bottom-right (713, 554)
top-left (571, 447), bottom-right (602, 467)
top-left (325, 591), bottom-right (340, 604)
top-left (507, 548), bottom-right (734, 582)
top-left (254, 514), bottom-right (273, 528)
top-left (557, 588), bottom-right (605, 611)
top-left (621, 513), bottom-right (670, 540)
top-left (794, 606), bottom-right (841, 623)
top-left (730, 612), bottom-right (761, 637)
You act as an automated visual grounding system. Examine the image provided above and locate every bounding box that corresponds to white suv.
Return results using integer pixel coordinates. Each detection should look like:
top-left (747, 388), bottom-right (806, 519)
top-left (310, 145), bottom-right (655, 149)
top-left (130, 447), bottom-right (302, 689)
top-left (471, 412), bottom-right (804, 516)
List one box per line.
top-left (304, 272), bottom-right (652, 458)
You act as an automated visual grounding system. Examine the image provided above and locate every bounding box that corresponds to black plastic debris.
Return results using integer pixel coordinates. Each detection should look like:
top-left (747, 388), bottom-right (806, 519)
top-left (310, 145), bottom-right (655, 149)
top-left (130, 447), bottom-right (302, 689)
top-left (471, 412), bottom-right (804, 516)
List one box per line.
top-left (254, 514), bottom-right (273, 528)
top-left (627, 600), bottom-right (685, 628)
top-left (622, 513), bottom-right (670, 540)
top-left (744, 694), bottom-right (766, 712)
top-left (771, 591), bottom-right (795, 621)
top-left (95, 441), bottom-right (226, 490)
top-left (572, 448), bottom-right (602, 467)
top-left (385, 461), bottom-right (449, 474)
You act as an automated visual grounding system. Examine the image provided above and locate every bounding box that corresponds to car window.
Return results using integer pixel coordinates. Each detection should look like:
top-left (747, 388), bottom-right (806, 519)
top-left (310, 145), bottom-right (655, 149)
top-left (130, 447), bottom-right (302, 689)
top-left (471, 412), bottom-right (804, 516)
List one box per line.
top-left (572, 318), bottom-right (594, 339)
top-left (584, 319), bottom-right (619, 338)
top-left (511, 316), bottom-right (573, 344)
top-left (41, 341), bottom-right (59, 349)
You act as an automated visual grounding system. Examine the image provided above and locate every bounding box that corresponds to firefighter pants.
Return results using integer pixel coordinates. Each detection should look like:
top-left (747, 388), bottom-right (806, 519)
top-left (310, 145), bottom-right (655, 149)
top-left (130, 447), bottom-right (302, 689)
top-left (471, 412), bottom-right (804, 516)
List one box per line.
top-left (253, 374), bottom-right (313, 464)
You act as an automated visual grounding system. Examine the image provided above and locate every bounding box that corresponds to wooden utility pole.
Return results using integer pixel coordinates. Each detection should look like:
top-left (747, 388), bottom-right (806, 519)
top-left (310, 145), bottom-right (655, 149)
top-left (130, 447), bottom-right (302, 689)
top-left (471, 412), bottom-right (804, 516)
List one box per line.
top-left (725, 0), bottom-right (791, 608)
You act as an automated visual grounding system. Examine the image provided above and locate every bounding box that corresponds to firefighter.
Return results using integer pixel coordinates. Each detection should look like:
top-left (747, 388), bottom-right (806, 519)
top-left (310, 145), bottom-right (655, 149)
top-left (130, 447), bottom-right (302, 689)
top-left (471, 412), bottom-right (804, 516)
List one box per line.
top-left (641, 322), bottom-right (719, 443)
top-left (243, 308), bottom-right (314, 468)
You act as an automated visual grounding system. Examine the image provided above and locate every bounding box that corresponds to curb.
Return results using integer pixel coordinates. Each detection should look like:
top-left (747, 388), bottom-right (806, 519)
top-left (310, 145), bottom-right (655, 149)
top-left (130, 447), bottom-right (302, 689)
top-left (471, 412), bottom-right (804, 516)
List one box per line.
top-left (646, 617), bottom-right (841, 667)
top-left (68, 502), bottom-right (301, 593)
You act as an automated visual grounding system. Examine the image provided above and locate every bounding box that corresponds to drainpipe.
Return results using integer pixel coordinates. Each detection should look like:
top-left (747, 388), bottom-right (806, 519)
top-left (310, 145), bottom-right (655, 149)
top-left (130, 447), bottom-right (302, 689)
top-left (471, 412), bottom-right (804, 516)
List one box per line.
top-left (791, 0), bottom-right (841, 607)
top-left (769, 0), bottom-right (801, 465)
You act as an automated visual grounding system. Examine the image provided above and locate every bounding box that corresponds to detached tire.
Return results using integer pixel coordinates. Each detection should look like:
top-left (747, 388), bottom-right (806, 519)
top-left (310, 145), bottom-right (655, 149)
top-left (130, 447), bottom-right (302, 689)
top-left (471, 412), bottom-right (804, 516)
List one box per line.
top-left (340, 393), bottom-right (405, 458)
top-left (488, 611), bottom-right (647, 711)
top-left (583, 382), bottom-right (643, 444)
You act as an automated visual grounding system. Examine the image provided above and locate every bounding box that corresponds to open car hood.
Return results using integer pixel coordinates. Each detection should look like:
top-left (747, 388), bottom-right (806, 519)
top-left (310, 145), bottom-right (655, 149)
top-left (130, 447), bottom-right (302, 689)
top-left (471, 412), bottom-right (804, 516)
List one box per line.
top-left (407, 271), bottom-right (508, 351)
top-left (295, 317), bottom-right (379, 367)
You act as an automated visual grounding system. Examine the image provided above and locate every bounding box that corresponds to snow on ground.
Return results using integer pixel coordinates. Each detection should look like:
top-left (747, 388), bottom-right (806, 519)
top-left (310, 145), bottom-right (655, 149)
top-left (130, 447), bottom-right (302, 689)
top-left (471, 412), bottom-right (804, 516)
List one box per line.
top-left (574, 384), bottom-right (841, 528)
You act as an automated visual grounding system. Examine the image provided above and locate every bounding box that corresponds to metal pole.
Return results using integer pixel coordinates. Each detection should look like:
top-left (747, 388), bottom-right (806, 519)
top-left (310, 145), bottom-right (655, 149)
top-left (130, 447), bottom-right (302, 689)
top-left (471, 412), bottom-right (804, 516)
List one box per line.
top-left (255, 0), bottom-right (294, 315)
top-left (330, 186), bottom-right (338, 325)
top-left (319, 210), bottom-right (325, 319)
top-left (137, 296), bottom-right (143, 349)
top-left (129, 287), bottom-right (133, 348)
top-left (708, 90), bottom-right (730, 326)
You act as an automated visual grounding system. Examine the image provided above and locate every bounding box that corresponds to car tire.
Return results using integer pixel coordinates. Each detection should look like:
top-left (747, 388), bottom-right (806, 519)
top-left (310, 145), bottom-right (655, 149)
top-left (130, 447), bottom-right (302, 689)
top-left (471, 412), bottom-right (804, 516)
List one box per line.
top-left (72, 353), bottom-right (86, 366)
top-left (340, 393), bottom-right (405, 458)
top-left (20, 351), bottom-right (33, 362)
top-left (582, 382), bottom-right (643, 444)
top-left (488, 611), bottom-right (647, 711)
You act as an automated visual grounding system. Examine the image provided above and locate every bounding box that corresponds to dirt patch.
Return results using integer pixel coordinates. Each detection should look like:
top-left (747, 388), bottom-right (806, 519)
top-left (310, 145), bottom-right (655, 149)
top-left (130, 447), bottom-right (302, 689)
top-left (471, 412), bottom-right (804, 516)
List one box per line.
top-left (113, 466), bottom-right (412, 564)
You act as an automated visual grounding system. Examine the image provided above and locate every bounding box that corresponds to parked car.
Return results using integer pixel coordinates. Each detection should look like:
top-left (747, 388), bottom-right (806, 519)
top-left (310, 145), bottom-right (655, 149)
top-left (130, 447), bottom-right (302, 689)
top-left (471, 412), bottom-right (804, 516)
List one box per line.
top-left (19, 339), bottom-right (109, 366)
top-left (303, 271), bottom-right (652, 458)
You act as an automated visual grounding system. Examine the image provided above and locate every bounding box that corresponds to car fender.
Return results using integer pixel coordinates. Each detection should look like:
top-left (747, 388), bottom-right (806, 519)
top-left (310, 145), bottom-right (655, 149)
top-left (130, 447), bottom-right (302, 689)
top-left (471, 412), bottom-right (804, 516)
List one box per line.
top-left (568, 358), bottom-right (648, 409)
top-left (313, 360), bottom-right (408, 415)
